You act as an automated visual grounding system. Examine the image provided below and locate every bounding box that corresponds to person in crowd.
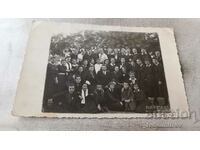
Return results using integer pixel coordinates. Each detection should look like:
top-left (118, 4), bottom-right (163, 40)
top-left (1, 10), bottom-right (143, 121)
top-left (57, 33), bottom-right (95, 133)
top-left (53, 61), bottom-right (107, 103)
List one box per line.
top-left (94, 58), bottom-right (102, 74)
top-left (75, 65), bottom-right (85, 80)
top-left (71, 58), bottom-right (79, 74)
top-left (121, 81), bottom-right (135, 111)
top-left (129, 71), bottom-right (138, 90)
top-left (133, 84), bottom-right (147, 113)
top-left (98, 48), bottom-right (108, 63)
top-left (155, 50), bottom-right (162, 64)
top-left (119, 66), bottom-right (129, 84)
top-left (43, 56), bottom-right (59, 112)
top-left (65, 55), bottom-right (72, 72)
top-left (140, 48), bottom-right (149, 61)
top-left (74, 75), bottom-right (82, 93)
top-left (78, 83), bottom-right (98, 113)
top-left (89, 58), bottom-right (95, 66)
top-left (124, 47), bottom-right (132, 61)
top-left (52, 84), bottom-right (79, 113)
top-left (104, 81), bottom-right (124, 111)
top-left (83, 65), bottom-right (97, 89)
top-left (113, 48), bottom-right (121, 65)
top-left (135, 58), bottom-right (146, 91)
top-left (93, 83), bottom-right (109, 112)
top-left (77, 48), bottom-right (86, 62)
top-left (83, 49), bottom-right (94, 62)
top-left (82, 59), bottom-right (89, 71)
top-left (152, 58), bottom-right (168, 104)
top-left (111, 66), bottom-right (122, 83)
top-left (65, 84), bottom-right (81, 112)
top-left (70, 48), bottom-right (78, 60)
top-left (131, 48), bottom-right (140, 61)
top-left (119, 57), bottom-right (127, 69)
top-left (107, 47), bottom-right (114, 59)
top-left (143, 59), bottom-right (154, 99)
top-left (127, 58), bottom-right (136, 73)
top-left (104, 59), bottom-right (110, 68)
top-left (108, 57), bottom-right (116, 72)
top-left (96, 65), bottom-right (112, 87)
top-left (57, 59), bottom-right (68, 92)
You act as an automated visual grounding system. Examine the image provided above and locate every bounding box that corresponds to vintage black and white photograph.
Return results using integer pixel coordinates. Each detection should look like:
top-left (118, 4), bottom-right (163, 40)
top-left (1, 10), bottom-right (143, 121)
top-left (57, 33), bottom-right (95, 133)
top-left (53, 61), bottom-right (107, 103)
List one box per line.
top-left (42, 30), bottom-right (169, 114)
top-left (13, 22), bottom-right (189, 118)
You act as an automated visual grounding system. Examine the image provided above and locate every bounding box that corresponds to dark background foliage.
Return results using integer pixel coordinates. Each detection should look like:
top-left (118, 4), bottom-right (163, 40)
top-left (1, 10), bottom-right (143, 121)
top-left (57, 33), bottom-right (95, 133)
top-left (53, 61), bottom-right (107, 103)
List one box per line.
top-left (50, 30), bottom-right (161, 56)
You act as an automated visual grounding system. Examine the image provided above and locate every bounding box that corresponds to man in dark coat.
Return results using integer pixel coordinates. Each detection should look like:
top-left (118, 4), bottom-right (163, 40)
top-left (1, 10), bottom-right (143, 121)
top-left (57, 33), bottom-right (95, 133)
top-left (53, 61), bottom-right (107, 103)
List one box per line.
top-left (104, 81), bottom-right (124, 111)
top-left (152, 58), bottom-right (168, 104)
top-left (74, 75), bottom-right (82, 93)
top-left (96, 65), bottom-right (112, 87)
top-left (93, 83), bottom-right (109, 112)
top-left (135, 58), bottom-right (146, 91)
top-left (57, 59), bottom-right (68, 92)
top-left (133, 84), bottom-right (147, 113)
top-left (143, 59), bottom-right (155, 98)
top-left (78, 83), bottom-right (98, 113)
top-left (83, 65), bottom-right (97, 88)
top-left (108, 57), bottom-right (116, 72)
top-left (52, 84), bottom-right (80, 113)
top-left (110, 66), bottom-right (122, 83)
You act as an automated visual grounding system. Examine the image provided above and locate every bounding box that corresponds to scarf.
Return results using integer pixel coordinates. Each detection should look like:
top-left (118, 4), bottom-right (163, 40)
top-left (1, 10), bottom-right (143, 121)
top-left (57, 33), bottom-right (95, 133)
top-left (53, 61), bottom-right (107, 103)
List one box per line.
top-left (81, 89), bottom-right (88, 104)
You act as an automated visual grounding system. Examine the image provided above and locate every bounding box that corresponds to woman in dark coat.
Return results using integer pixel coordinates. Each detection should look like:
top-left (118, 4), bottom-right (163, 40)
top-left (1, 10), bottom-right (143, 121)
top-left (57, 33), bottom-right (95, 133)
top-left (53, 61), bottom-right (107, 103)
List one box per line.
top-left (42, 57), bottom-right (58, 112)
top-left (143, 59), bottom-right (155, 98)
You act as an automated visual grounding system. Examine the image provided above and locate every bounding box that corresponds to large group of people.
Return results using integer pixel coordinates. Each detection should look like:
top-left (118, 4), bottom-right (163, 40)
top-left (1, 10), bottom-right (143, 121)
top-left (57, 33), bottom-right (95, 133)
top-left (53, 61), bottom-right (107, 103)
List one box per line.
top-left (42, 45), bottom-right (169, 113)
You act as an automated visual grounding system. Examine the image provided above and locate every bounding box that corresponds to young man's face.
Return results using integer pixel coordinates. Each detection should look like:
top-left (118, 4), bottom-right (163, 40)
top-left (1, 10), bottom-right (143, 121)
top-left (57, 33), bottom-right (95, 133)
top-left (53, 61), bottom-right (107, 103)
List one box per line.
top-left (101, 65), bottom-right (107, 71)
top-left (89, 66), bottom-right (94, 72)
top-left (82, 84), bottom-right (88, 90)
top-left (96, 84), bottom-right (102, 91)
top-left (78, 67), bottom-right (83, 72)
top-left (121, 58), bottom-right (125, 63)
top-left (136, 59), bottom-right (142, 65)
top-left (114, 66), bottom-right (119, 72)
top-left (109, 83), bottom-right (115, 89)
top-left (110, 58), bottom-right (115, 64)
top-left (61, 60), bottom-right (66, 65)
top-left (123, 82), bottom-right (129, 89)
top-left (155, 51), bottom-right (161, 57)
top-left (68, 86), bottom-right (75, 94)
top-left (132, 48), bottom-right (137, 54)
top-left (75, 77), bottom-right (81, 84)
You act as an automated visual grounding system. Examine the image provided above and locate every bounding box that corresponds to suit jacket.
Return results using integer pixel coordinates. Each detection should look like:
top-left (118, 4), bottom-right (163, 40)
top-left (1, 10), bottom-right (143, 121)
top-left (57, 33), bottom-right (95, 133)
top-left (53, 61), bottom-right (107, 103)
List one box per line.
top-left (96, 71), bottom-right (112, 86)
top-left (83, 71), bottom-right (97, 86)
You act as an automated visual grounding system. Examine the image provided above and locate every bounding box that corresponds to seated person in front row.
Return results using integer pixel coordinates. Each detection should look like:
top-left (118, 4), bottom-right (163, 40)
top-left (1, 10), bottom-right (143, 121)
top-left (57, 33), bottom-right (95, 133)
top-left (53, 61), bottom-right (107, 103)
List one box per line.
top-left (52, 84), bottom-right (80, 113)
top-left (121, 81), bottom-right (136, 112)
top-left (104, 81), bottom-right (124, 111)
top-left (78, 83), bottom-right (99, 113)
top-left (93, 83), bottom-right (109, 112)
